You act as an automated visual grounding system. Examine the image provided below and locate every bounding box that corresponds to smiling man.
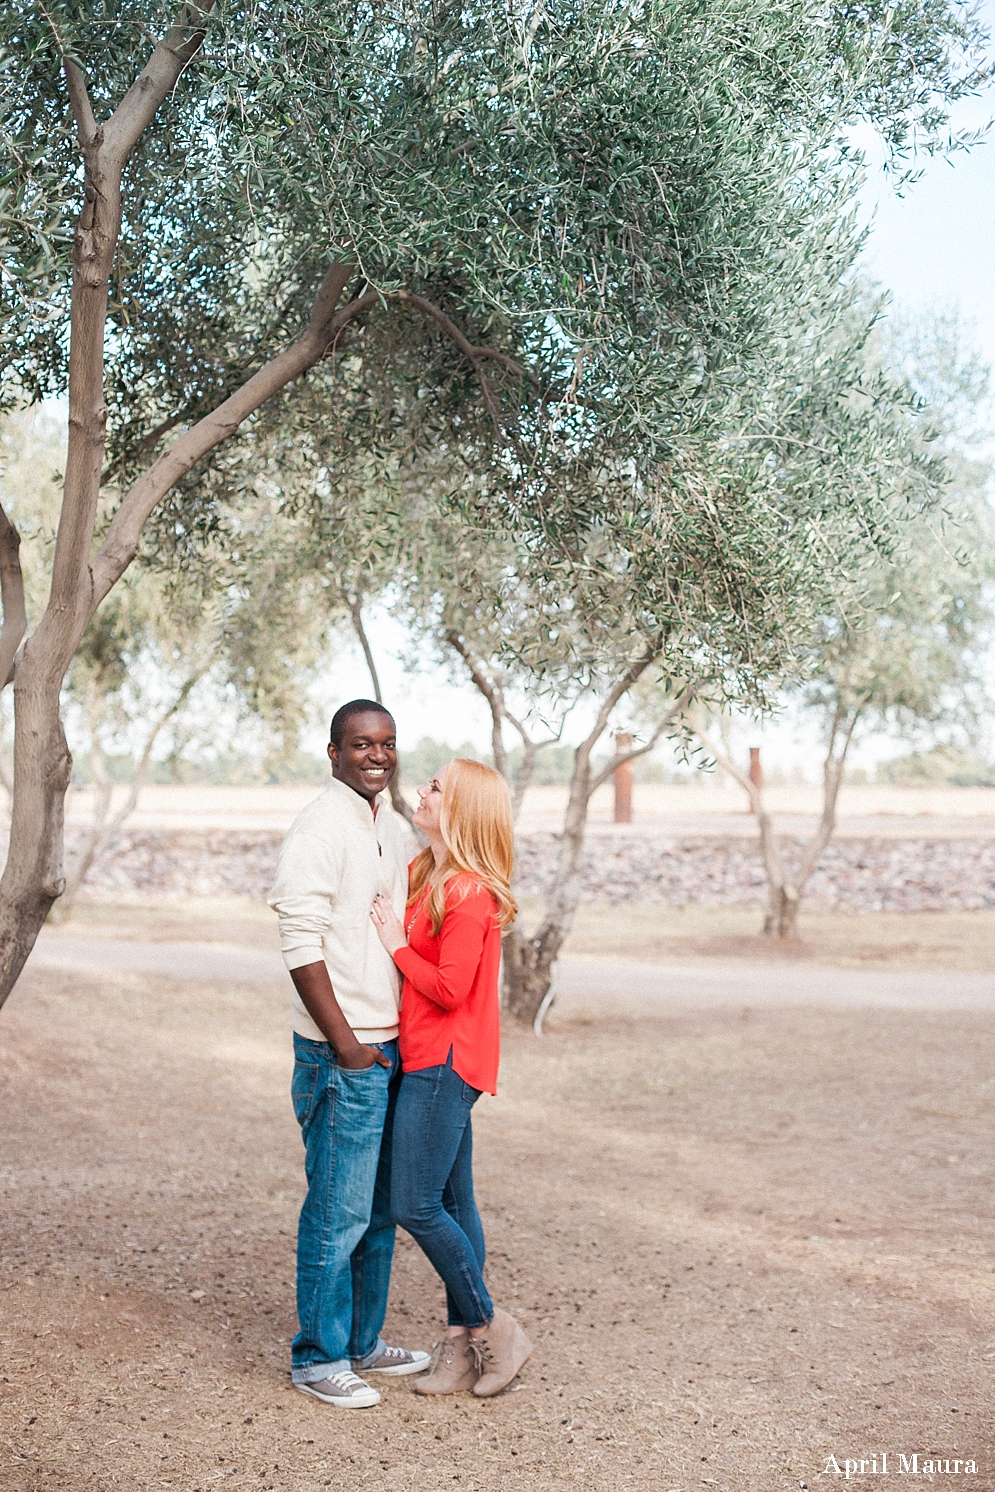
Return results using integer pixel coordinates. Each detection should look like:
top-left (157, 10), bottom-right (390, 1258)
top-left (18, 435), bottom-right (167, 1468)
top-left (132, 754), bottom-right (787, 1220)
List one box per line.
top-left (268, 700), bottom-right (429, 1407)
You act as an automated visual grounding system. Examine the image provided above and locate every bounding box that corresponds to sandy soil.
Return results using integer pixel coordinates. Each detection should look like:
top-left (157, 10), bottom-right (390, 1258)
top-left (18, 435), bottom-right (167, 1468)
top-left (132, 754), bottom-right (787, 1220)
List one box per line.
top-left (2, 945), bottom-right (995, 1490)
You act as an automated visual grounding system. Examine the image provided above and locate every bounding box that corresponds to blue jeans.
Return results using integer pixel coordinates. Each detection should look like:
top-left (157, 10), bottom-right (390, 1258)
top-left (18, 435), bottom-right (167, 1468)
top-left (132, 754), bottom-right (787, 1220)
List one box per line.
top-left (290, 1034), bottom-right (399, 1383)
top-left (391, 1052), bottom-right (493, 1330)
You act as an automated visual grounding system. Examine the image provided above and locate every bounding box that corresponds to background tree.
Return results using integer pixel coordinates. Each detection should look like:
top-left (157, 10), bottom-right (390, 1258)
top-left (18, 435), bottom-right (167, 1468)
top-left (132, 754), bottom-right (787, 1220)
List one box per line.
top-left (691, 311), bottom-right (995, 937)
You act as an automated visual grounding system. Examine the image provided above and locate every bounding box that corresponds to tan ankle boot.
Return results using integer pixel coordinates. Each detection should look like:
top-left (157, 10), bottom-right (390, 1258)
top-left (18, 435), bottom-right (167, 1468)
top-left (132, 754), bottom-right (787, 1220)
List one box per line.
top-left (412, 1336), bottom-right (480, 1395)
top-left (470, 1309), bottom-right (533, 1396)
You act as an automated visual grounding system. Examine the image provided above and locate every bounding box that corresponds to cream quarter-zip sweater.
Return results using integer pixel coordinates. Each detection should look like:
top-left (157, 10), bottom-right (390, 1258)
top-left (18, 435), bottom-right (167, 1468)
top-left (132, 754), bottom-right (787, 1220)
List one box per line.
top-left (268, 777), bottom-right (409, 1043)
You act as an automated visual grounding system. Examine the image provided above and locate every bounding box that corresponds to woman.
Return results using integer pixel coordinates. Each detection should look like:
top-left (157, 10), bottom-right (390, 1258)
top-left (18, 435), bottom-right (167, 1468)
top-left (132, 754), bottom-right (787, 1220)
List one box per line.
top-left (370, 758), bottom-right (533, 1397)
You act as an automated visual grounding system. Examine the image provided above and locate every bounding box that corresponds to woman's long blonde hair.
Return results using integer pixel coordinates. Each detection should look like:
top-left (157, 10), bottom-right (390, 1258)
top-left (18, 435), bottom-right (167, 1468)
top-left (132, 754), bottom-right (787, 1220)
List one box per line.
top-left (407, 758), bottom-right (518, 936)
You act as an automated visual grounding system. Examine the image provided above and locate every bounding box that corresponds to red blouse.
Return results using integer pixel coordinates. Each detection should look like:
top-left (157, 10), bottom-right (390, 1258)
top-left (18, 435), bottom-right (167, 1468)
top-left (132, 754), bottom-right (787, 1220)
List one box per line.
top-left (393, 873), bottom-right (502, 1095)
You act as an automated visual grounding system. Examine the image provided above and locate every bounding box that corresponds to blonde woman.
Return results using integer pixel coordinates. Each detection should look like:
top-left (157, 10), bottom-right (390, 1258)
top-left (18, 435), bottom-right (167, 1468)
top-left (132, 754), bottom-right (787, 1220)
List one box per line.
top-left (370, 759), bottom-right (533, 1397)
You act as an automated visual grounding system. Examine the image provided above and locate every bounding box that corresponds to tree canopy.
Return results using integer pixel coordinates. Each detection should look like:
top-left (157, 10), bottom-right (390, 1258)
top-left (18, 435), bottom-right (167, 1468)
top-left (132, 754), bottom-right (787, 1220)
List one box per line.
top-left (0, 0), bottom-right (989, 1003)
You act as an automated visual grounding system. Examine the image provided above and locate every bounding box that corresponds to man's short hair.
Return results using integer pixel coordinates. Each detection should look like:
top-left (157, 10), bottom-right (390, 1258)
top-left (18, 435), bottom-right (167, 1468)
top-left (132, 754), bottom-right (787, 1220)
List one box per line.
top-left (329, 699), bottom-right (395, 748)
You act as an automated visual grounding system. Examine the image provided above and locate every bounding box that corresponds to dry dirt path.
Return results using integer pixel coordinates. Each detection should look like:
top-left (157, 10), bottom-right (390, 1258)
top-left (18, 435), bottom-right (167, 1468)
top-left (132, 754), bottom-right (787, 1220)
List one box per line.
top-left (2, 951), bottom-right (994, 1490)
top-left (29, 929), bottom-right (995, 1013)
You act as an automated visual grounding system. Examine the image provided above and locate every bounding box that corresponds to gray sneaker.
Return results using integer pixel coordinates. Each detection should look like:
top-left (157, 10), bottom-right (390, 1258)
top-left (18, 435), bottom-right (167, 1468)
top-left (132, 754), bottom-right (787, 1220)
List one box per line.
top-left (295, 1371), bottom-right (381, 1408)
top-left (353, 1343), bottom-right (431, 1377)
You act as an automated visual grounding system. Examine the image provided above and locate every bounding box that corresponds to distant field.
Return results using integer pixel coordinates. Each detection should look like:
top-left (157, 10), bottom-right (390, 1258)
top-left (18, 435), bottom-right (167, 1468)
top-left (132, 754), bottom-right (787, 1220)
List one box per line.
top-left (60, 779), bottom-right (995, 837)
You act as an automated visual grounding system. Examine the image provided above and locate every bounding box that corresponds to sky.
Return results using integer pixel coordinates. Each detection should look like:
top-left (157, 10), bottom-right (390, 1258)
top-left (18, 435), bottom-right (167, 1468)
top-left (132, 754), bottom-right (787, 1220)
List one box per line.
top-left (309, 31), bottom-right (995, 773)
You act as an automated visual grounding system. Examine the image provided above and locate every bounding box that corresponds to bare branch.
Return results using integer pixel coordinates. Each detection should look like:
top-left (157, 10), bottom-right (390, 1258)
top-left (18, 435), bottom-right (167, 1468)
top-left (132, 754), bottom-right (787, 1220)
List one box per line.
top-left (349, 594), bottom-right (420, 829)
top-left (688, 711), bottom-right (794, 924)
top-left (105, 673), bottom-right (201, 841)
top-left (793, 701), bottom-right (865, 892)
top-left (63, 59), bottom-right (99, 146)
top-left (36, 0), bottom-right (98, 143)
top-left (102, 3), bottom-right (219, 163)
top-left (350, 593), bottom-right (383, 703)
top-left (0, 504), bottom-right (26, 689)
top-left (588, 684), bottom-right (694, 794)
top-left (395, 292), bottom-right (529, 380)
top-left (395, 291), bottom-right (519, 437)
top-left (503, 707), bottom-right (562, 750)
top-left (58, 670), bottom-right (204, 916)
top-left (445, 630), bottom-right (510, 783)
top-left (688, 711), bottom-right (762, 810)
top-left (577, 645), bottom-right (660, 790)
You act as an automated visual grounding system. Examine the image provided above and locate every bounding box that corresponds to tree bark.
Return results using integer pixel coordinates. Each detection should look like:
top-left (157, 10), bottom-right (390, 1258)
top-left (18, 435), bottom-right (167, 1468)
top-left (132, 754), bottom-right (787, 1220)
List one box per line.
top-left (0, 650), bottom-right (74, 996)
top-left (0, 503), bottom-right (27, 687)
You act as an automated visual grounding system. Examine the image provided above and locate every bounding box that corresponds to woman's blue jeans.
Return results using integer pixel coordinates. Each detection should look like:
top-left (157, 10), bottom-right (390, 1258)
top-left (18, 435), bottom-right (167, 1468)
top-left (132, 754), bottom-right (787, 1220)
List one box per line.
top-left (291, 1034), bottom-right (399, 1383)
top-left (390, 1053), bottom-right (494, 1330)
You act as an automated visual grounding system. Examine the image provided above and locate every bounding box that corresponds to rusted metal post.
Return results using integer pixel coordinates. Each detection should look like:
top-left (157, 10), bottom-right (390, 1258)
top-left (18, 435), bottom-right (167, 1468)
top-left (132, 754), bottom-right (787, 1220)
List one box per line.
top-left (614, 733), bottom-right (633, 823)
top-left (748, 746), bottom-right (762, 813)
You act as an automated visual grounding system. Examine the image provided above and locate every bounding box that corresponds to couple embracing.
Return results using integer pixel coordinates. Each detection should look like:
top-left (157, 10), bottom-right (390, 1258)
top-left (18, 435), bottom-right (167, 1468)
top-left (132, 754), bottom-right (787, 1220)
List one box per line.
top-left (268, 698), bottom-right (533, 1408)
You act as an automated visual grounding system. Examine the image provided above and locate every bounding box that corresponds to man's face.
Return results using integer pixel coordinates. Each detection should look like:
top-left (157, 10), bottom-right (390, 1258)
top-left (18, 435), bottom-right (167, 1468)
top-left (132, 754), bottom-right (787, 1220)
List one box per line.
top-left (328, 711), bottom-right (397, 802)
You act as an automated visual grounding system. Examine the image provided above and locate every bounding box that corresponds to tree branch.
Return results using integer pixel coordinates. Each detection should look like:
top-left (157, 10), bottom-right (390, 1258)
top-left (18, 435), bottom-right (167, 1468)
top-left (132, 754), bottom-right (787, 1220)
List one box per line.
top-left (0, 504), bottom-right (26, 689)
top-left (445, 630), bottom-right (510, 783)
top-left (105, 672), bottom-right (201, 841)
top-left (395, 291), bottom-right (524, 437)
top-left (58, 669), bottom-right (204, 915)
top-left (689, 711), bottom-right (792, 915)
top-left (96, 287), bottom-right (377, 491)
top-left (63, 59), bottom-right (99, 146)
top-left (349, 593), bottom-right (420, 828)
top-left (102, 3), bottom-right (219, 164)
top-left (588, 684), bottom-right (694, 794)
top-left (576, 645), bottom-right (660, 801)
top-left (793, 702), bottom-right (865, 893)
top-left (350, 593), bottom-right (382, 703)
top-left (87, 260), bottom-right (358, 623)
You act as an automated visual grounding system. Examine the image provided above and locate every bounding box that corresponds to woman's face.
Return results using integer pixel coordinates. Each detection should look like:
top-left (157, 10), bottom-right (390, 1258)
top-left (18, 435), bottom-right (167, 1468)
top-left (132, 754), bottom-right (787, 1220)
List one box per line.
top-left (412, 762), bottom-right (450, 836)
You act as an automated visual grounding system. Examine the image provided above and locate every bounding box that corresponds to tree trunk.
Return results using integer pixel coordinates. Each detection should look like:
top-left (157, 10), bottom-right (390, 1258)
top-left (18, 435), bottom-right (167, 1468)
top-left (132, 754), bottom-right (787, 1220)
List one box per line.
top-left (762, 882), bottom-right (799, 938)
top-left (501, 922), bottom-right (562, 1024)
top-left (0, 646), bottom-right (73, 1001)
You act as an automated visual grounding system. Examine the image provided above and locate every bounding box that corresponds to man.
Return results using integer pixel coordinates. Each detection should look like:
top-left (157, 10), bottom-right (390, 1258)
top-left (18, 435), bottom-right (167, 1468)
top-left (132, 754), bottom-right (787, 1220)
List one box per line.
top-left (269, 699), bottom-right (429, 1408)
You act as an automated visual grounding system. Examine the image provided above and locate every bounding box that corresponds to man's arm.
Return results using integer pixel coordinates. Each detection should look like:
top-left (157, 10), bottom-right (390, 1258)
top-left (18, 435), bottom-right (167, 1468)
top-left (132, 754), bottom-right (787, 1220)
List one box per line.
top-left (290, 962), bottom-right (390, 1069)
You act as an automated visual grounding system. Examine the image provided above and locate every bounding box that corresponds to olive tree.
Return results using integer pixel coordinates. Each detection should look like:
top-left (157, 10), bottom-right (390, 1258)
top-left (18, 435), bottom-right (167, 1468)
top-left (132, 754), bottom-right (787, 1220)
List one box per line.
top-left (0, 0), bottom-right (986, 1009)
top-left (691, 312), bottom-right (995, 937)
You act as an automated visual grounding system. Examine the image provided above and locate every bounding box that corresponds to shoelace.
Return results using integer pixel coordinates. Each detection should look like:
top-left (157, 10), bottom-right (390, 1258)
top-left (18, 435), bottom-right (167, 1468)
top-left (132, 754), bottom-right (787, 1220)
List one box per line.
top-left (379, 1346), bottom-right (410, 1362)
top-left (327, 1370), bottom-right (369, 1392)
top-left (469, 1335), bottom-right (494, 1374)
top-left (426, 1339), bottom-right (455, 1373)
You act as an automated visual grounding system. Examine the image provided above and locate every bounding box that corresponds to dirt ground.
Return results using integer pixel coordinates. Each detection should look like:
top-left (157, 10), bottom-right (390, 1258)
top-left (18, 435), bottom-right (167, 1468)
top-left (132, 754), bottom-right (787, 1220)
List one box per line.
top-left (556, 902), bottom-right (995, 973)
top-left (3, 911), bottom-right (995, 1490)
top-left (56, 894), bottom-right (995, 973)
